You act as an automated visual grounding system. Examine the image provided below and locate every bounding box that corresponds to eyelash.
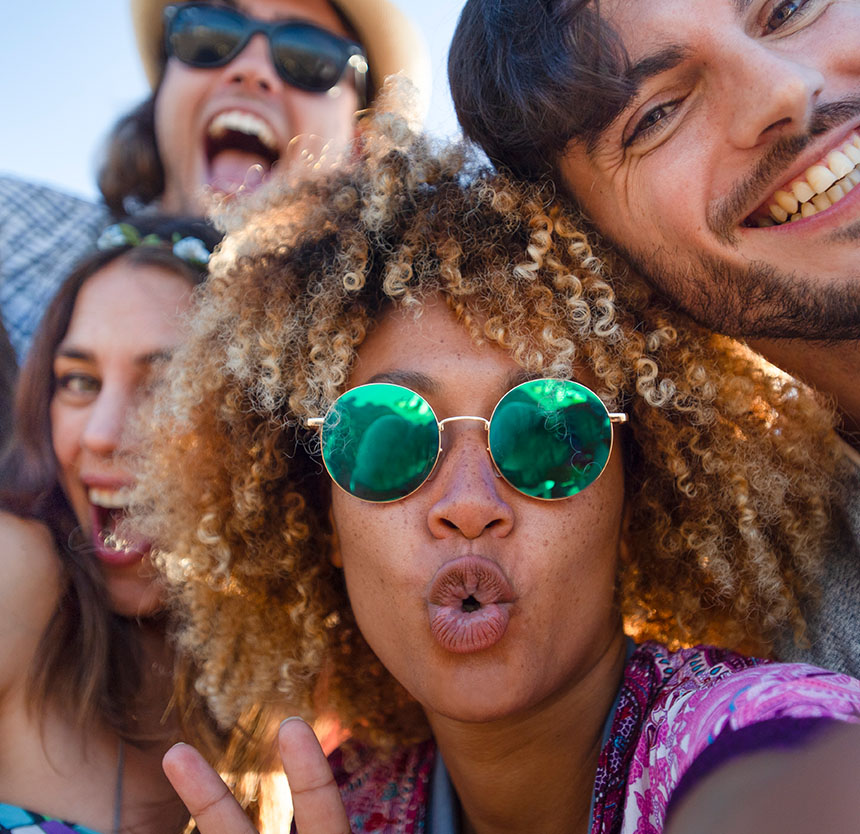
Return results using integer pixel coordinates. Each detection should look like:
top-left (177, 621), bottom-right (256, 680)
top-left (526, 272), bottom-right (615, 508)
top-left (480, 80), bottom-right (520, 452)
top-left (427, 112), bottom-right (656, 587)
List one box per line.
top-left (765, 0), bottom-right (813, 33)
top-left (624, 99), bottom-right (682, 147)
top-left (625, 0), bottom-right (819, 148)
top-left (56, 372), bottom-right (101, 397)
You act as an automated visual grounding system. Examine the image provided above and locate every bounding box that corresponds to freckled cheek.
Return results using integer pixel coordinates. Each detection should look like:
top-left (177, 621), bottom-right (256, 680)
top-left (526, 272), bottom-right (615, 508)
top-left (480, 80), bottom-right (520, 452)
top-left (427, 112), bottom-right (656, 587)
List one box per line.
top-left (333, 500), bottom-right (424, 600)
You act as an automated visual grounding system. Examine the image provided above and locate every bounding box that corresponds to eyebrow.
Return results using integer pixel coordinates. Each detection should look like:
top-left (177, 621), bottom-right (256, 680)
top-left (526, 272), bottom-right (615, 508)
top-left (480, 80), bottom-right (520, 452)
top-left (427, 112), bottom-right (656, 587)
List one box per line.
top-left (365, 368), bottom-right (536, 399)
top-left (588, 44), bottom-right (691, 148)
top-left (365, 370), bottom-right (440, 394)
top-left (54, 347), bottom-right (175, 366)
top-left (625, 45), bottom-right (691, 90)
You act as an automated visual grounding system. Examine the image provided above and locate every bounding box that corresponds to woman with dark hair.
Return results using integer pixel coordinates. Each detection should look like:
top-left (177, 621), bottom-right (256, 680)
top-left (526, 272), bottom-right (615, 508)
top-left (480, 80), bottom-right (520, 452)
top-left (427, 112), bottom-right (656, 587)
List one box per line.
top-left (127, 112), bottom-right (860, 832)
top-left (0, 216), bottom-right (219, 834)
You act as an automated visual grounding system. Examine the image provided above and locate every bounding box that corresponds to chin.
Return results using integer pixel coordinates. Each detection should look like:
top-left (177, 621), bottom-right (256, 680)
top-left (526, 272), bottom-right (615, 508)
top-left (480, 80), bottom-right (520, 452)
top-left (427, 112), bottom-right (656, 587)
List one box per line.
top-left (417, 671), bottom-right (542, 725)
top-left (108, 580), bottom-right (165, 620)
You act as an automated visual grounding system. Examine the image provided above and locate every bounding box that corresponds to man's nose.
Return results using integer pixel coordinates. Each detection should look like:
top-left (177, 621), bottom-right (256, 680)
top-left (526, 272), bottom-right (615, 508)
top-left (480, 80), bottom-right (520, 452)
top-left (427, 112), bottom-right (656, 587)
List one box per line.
top-left (425, 426), bottom-right (515, 540)
top-left (722, 37), bottom-right (824, 148)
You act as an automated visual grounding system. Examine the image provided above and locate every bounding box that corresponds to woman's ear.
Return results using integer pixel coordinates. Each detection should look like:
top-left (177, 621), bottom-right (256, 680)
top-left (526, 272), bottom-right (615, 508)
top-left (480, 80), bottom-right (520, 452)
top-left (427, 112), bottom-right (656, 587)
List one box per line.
top-left (328, 507), bottom-right (343, 568)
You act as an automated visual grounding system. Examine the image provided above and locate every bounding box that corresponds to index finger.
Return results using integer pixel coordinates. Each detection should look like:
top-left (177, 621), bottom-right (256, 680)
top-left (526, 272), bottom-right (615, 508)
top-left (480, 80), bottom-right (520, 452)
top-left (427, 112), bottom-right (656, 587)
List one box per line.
top-left (163, 742), bottom-right (259, 834)
top-left (279, 717), bottom-right (351, 834)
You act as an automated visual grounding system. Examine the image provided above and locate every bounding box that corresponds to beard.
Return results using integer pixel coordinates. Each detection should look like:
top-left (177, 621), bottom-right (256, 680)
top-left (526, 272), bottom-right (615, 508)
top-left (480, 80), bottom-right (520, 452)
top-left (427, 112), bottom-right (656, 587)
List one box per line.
top-left (607, 96), bottom-right (860, 342)
top-left (612, 233), bottom-right (860, 342)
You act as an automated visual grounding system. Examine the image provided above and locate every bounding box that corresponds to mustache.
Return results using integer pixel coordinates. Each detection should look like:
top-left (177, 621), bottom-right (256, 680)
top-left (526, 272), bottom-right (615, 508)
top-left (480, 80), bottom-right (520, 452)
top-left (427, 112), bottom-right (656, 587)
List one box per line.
top-left (708, 97), bottom-right (860, 242)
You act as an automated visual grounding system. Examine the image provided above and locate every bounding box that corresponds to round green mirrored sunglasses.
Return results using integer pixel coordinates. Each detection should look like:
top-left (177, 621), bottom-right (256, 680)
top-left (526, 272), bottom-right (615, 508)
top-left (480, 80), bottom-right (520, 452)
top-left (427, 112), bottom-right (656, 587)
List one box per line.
top-left (306, 379), bottom-right (628, 503)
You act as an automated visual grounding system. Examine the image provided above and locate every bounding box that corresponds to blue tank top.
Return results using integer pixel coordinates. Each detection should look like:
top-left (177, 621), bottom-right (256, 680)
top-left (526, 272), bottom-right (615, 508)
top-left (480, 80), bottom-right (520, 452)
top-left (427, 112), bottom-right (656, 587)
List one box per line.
top-left (0, 803), bottom-right (102, 834)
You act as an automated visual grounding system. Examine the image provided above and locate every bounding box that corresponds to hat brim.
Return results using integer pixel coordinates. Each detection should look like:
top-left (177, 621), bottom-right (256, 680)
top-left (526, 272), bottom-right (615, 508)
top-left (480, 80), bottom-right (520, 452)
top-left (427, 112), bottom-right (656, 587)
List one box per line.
top-left (130, 0), bottom-right (431, 116)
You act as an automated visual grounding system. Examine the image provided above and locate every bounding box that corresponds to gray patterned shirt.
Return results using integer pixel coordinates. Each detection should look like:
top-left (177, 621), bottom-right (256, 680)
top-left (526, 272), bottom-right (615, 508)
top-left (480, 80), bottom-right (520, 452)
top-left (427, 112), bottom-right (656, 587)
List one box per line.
top-left (0, 175), bottom-right (110, 361)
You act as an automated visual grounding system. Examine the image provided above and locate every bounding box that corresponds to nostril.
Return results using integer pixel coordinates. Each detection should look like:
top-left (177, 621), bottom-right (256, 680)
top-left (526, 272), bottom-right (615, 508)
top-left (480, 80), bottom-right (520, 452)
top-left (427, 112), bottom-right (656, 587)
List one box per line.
top-left (763, 116), bottom-right (793, 135)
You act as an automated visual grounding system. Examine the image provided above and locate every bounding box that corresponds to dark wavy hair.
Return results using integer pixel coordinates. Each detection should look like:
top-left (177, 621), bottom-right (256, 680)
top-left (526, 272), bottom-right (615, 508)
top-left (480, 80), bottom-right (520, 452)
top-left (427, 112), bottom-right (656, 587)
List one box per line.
top-left (98, 95), bottom-right (165, 216)
top-left (0, 215), bottom-right (220, 740)
top-left (449, 0), bottom-right (638, 180)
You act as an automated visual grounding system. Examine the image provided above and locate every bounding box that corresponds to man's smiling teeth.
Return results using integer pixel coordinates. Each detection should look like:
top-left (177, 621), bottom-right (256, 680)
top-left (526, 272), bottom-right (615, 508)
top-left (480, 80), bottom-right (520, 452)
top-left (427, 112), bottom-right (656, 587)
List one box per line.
top-left (208, 110), bottom-right (278, 152)
top-left (755, 132), bottom-right (860, 226)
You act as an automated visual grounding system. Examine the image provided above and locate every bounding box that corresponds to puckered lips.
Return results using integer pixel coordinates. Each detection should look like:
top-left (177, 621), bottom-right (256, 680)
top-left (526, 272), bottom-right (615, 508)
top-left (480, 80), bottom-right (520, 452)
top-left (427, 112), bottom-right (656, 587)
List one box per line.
top-left (87, 485), bottom-right (150, 567)
top-left (744, 131), bottom-right (860, 228)
top-left (427, 555), bottom-right (516, 654)
top-left (204, 109), bottom-right (281, 196)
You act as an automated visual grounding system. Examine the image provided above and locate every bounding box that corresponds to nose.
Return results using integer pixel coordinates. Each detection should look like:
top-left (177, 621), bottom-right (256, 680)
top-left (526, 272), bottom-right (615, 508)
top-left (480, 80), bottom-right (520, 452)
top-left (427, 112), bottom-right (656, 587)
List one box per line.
top-left (81, 382), bottom-right (131, 457)
top-left (426, 426), bottom-right (515, 540)
top-left (222, 32), bottom-right (282, 94)
top-left (723, 38), bottom-right (824, 148)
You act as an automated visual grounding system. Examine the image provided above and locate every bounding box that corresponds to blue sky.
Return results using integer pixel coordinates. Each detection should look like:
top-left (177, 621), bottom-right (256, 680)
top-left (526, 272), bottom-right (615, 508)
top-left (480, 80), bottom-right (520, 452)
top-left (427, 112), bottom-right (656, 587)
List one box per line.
top-left (1, 0), bottom-right (464, 201)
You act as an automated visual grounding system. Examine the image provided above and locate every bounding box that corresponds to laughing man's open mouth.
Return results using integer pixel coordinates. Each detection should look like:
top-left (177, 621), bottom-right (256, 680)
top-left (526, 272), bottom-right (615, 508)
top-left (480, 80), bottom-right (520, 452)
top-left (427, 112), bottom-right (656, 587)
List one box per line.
top-left (745, 131), bottom-right (860, 227)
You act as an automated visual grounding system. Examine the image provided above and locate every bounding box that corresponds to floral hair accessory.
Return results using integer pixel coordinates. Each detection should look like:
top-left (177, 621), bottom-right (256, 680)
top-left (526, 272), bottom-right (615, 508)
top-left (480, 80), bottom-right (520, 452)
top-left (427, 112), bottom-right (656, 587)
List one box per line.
top-left (96, 222), bottom-right (212, 266)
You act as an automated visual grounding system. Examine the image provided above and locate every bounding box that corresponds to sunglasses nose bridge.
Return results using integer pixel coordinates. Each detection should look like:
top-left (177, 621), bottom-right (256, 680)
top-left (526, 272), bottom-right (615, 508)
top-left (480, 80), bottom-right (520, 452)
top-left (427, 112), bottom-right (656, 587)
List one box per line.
top-left (436, 416), bottom-right (501, 478)
top-left (437, 415), bottom-right (490, 432)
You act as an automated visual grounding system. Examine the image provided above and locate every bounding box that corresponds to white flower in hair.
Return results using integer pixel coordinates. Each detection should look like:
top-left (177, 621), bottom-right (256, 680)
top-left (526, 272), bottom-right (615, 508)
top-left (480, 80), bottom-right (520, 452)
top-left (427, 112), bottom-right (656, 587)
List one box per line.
top-left (172, 236), bottom-right (211, 265)
top-left (96, 223), bottom-right (135, 250)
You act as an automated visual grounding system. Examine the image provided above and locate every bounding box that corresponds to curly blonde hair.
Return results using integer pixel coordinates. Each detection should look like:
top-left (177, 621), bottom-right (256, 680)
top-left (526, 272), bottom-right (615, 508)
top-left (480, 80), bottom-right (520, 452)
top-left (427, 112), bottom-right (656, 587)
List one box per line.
top-left (132, 93), bottom-right (840, 749)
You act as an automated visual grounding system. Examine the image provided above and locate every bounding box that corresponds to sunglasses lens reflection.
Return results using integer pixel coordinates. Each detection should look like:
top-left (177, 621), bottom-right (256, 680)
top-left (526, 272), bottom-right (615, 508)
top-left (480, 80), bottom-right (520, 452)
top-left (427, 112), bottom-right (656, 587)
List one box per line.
top-left (319, 380), bottom-right (615, 503)
top-left (166, 5), bottom-right (359, 92)
top-left (168, 6), bottom-right (247, 66)
top-left (270, 23), bottom-right (350, 91)
top-left (489, 380), bottom-right (612, 499)
top-left (321, 385), bottom-right (440, 503)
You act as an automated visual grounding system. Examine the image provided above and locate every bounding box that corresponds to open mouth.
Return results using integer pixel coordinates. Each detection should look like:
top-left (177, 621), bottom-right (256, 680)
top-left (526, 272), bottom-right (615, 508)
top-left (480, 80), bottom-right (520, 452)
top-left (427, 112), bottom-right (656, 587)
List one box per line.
top-left (205, 110), bottom-right (281, 193)
top-left (745, 131), bottom-right (860, 227)
top-left (88, 486), bottom-right (147, 562)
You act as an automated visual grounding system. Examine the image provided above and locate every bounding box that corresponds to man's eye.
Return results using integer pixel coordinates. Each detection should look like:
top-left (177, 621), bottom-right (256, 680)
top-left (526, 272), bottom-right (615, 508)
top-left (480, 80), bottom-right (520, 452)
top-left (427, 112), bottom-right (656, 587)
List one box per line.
top-left (625, 101), bottom-right (679, 147)
top-left (765, 0), bottom-right (811, 32)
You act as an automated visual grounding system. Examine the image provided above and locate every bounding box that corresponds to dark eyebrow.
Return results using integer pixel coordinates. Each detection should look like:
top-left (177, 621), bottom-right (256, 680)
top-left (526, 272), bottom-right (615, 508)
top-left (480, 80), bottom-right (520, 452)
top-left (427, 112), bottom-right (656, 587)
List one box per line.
top-left (365, 370), bottom-right (440, 394)
top-left (365, 369), bottom-right (537, 400)
top-left (587, 45), bottom-right (691, 151)
top-left (625, 44), bottom-right (690, 90)
top-left (505, 369), bottom-right (538, 390)
top-left (54, 348), bottom-right (175, 366)
top-left (54, 348), bottom-right (93, 362)
top-left (140, 349), bottom-right (174, 366)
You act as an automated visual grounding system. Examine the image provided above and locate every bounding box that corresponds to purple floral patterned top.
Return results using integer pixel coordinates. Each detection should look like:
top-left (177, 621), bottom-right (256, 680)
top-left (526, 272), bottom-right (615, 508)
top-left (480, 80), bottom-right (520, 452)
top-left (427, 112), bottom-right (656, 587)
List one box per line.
top-left (329, 642), bottom-right (860, 834)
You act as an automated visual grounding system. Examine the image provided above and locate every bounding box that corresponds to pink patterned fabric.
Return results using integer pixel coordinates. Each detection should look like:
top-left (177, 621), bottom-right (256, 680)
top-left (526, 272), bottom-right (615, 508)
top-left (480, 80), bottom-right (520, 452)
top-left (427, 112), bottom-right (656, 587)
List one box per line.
top-left (330, 643), bottom-right (860, 834)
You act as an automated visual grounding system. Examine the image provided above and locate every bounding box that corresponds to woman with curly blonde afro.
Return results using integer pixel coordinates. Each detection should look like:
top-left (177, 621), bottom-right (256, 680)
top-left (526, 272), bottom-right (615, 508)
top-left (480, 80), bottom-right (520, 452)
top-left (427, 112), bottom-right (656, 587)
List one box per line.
top-left (134, 96), bottom-right (860, 834)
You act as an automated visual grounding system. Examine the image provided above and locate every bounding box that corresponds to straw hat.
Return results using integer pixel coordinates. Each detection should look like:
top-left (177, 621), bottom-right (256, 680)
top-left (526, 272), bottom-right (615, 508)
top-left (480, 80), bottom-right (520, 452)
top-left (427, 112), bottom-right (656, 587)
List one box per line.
top-left (130, 0), bottom-right (432, 114)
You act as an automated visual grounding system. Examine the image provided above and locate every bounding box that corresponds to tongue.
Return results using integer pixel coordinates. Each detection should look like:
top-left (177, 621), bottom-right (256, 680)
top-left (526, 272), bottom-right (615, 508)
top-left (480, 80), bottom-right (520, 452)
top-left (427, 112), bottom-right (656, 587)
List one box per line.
top-left (207, 150), bottom-right (270, 195)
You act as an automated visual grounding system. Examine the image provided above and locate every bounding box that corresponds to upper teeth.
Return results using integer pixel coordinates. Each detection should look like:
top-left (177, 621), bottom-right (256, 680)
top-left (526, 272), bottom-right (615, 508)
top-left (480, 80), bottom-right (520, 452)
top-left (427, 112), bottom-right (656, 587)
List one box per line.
top-left (208, 110), bottom-right (278, 152)
top-left (89, 486), bottom-right (132, 509)
top-left (759, 132), bottom-right (860, 226)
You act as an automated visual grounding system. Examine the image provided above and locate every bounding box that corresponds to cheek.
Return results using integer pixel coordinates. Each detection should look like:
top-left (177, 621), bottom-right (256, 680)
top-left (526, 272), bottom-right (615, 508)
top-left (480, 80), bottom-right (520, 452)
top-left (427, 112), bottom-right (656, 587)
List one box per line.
top-left (330, 493), bottom-right (419, 612)
top-left (50, 398), bottom-right (79, 471)
top-left (289, 90), bottom-right (357, 144)
top-left (154, 64), bottom-right (201, 154)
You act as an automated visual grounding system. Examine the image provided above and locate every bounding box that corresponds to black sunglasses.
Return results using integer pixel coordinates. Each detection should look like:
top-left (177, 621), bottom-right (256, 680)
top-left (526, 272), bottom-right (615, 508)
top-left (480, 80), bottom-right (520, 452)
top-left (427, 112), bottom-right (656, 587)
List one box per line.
top-left (163, 3), bottom-right (368, 103)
